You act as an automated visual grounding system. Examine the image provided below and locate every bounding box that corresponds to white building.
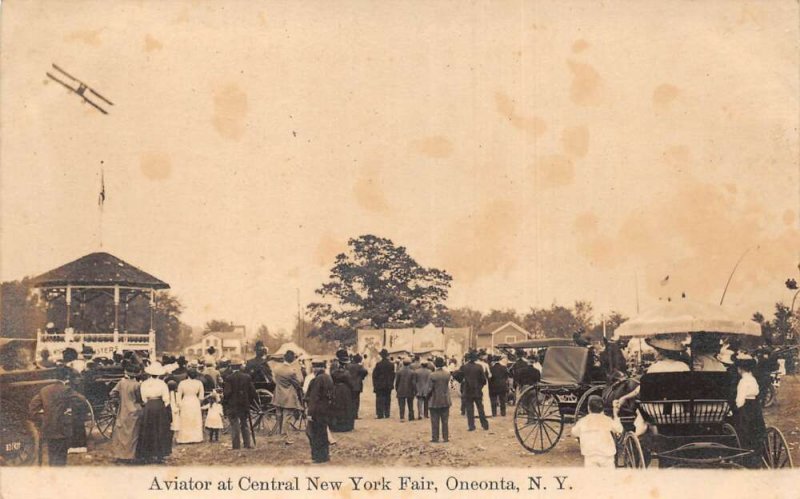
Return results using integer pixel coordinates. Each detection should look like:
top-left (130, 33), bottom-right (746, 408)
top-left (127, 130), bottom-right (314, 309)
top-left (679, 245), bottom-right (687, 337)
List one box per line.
top-left (184, 326), bottom-right (247, 359)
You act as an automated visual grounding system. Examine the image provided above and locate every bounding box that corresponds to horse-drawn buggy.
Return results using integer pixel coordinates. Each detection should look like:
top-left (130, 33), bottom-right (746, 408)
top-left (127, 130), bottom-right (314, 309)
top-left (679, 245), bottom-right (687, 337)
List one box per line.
top-left (511, 341), bottom-right (609, 453)
top-left (0, 340), bottom-right (61, 465)
top-left (612, 300), bottom-right (794, 469)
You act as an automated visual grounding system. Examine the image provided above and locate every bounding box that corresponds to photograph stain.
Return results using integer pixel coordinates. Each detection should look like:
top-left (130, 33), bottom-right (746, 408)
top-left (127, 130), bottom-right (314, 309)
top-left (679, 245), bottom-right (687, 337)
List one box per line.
top-left (64, 29), bottom-right (104, 47)
top-left (495, 92), bottom-right (547, 137)
top-left (534, 154), bottom-right (575, 188)
top-left (653, 83), bottom-right (679, 108)
top-left (413, 136), bottom-right (454, 159)
top-left (212, 84), bottom-right (248, 141)
top-left (144, 34), bottom-right (163, 53)
top-left (571, 39), bottom-right (590, 53)
top-left (567, 60), bottom-right (603, 106)
top-left (140, 152), bottom-right (172, 180)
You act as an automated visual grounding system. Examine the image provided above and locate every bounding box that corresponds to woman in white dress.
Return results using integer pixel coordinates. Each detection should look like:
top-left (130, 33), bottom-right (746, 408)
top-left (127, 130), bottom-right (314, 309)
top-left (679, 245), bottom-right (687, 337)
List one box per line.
top-left (175, 370), bottom-right (205, 443)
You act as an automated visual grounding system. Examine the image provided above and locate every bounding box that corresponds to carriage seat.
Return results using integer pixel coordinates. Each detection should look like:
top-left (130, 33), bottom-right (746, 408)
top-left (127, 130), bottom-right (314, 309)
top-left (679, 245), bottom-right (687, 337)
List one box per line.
top-left (638, 371), bottom-right (734, 426)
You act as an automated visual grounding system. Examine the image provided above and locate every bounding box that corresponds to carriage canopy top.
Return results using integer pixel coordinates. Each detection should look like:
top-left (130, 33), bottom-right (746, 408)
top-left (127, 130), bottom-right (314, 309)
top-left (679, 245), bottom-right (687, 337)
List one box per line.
top-left (540, 346), bottom-right (588, 385)
top-left (496, 338), bottom-right (575, 350)
top-left (31, 252), bottom-right (169, 289)
top-left (613, 299), bottom-right (760, 339)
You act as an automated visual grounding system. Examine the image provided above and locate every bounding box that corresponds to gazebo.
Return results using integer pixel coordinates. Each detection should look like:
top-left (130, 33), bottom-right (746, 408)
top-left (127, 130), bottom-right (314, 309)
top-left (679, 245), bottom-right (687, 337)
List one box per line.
top-left (31, 252), bottom-right (170, 358)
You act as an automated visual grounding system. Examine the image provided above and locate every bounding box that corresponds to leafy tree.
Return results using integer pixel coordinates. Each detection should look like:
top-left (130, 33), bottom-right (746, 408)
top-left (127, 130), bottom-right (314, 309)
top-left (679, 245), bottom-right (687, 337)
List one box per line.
top-left (479, 309), bottom-right (521, 328)
top-left (0, 278), bottom-right (46, 338)
top-left (152, 291), bottom-right (188, 352)
top-left (256, 324), bottom-right (270, 345)
top-left (753, 303), bottom-right (796, 345)
top-left (203, 319), bottom-right (235, 333)
top-left (447, 307), bottom-right (483, 331)
top-left (589, 311), bottom-right (628, 340)
top-left (308, 234), bottom-right (453, 346)
top-left (523, 302), bottom-right (590, 339)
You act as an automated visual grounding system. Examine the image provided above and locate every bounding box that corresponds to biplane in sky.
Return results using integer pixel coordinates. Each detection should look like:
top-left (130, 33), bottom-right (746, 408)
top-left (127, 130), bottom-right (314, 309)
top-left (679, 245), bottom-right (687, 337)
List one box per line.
top-left (46, 63), bottom-right (114, 115)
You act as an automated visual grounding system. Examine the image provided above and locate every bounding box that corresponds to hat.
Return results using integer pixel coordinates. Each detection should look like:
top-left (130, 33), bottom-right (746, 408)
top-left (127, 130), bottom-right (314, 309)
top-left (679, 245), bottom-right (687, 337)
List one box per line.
top-left (402, 357), bottom-right (411, 365)
top-left (145, 362), bottom-right (166, 376)
top-left (467, 351), bottom-right (478, 361)
top-left (312, 360), bottom-right (327, 368)
top-left (336, 349), bottom-right (350, 363)
top-left (735, 352), bottom-right (757, 370)
top-left (379, 348), bottom-right (389, 358)
top-left (353, 354), bottom-right (363, 363)
top-left (229, 355), bottom-right (244, 368)
top-left (646, 336), bottom-right (686, 352)
top-left (718, 346), bottom-right (735, 365)
top-left (434, 357), bottom-right (445, 368)
top-left (45, 322), bottom-right (56, 332)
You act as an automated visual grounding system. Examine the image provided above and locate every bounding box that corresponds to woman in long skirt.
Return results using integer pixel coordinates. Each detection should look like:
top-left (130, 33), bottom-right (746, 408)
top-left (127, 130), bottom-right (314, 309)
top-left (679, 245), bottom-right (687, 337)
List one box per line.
top-left (329, 353), bottom-right (355, 432)
top-left (137, 363), bottom-right (172, 463)
top-left (732, 354), bottom-right (767, 468)
top-left (175, 370), bottom-right (205, 443)
top-left (110, 366), bottom-right (143, 462)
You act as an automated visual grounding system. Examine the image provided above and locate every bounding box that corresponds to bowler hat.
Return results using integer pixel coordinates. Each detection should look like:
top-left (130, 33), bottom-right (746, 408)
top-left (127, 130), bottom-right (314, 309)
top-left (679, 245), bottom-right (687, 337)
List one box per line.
top-left (379, 348), bottom-right (389, 358)
top-left (335, 349), bottom-right (350, 363)
top-left (646, 336), bottom-right (686, 352)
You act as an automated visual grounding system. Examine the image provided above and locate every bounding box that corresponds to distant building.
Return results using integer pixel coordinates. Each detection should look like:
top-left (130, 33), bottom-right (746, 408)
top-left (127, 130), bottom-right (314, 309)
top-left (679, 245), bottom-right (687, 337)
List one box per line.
top-left (475, 321), bottom-right (530, 352)
top-left (185, 325), bottom-right (247, 359)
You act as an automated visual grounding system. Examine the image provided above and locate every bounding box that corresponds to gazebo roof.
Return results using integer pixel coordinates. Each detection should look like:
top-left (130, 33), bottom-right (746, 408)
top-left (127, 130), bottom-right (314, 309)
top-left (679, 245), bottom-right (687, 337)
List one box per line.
top-left (31, 252), bottom-right (170, 289)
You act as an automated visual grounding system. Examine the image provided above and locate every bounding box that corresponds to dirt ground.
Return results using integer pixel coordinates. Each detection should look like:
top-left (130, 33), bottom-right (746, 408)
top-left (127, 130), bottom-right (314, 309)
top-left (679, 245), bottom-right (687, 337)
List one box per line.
top-left (68, 375), bottom-right (800, 467)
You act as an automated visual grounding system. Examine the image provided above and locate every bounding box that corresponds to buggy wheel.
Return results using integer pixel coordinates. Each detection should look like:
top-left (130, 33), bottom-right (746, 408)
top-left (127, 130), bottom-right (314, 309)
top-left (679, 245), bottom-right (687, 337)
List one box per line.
top-left (721, 423), bottom-right (741, 447)
top-left (82, 399), bottom-right (96, 437)
top-left (762, 427), bottom-right (793, 469)
top-left (96, 398), bottom-right (118, 439)
top-left (513, 387), bottom-right (563, 454)
top-left (761, 385), bottom-right (776, 408)
top-left (288, 409), bottom-right (306, 432)
top-left (575, 385), bottom-right (605, 420)
top-left (622, 432), bottom-right (645, 469)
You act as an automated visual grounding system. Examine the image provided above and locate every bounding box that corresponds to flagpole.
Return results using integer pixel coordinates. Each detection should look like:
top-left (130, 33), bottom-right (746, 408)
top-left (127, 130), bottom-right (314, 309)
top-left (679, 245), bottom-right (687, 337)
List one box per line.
top-left (98, 160), bottom-right (105, 249)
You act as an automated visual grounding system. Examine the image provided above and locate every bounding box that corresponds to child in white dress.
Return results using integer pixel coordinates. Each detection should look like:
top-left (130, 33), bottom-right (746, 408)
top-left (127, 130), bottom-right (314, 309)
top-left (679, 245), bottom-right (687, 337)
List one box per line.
top-left (202, 391), bottom-right (224, 442)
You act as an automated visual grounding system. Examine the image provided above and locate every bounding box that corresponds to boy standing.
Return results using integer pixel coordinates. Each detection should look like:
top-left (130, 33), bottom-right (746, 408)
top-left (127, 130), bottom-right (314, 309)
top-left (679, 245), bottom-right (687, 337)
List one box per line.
top-left (571, 395), bottom-right (623, 467)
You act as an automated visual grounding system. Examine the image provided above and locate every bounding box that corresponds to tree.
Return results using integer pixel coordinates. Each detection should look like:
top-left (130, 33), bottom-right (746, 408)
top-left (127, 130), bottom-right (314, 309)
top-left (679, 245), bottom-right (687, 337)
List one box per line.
top-left (203, 319), bottom-right (235, 333)
top-left (152, 291), bottom-right (188, 353)
top-left (589, 311), bottom-right (628, 340)
top-left (308, 234), bottom-right (453, 346)
top-left (523, 302), bottom-right (590, 339)
top-left (0, 278), bottom-right (47, 338)
top-left (479, 309), bottom-right (521, 328)
top-left (447, 307), bottom-right (483, 331)
top-left (753, 303), bottom-right (797, 346)
top-left (256, 324), bottom-right (270, 345)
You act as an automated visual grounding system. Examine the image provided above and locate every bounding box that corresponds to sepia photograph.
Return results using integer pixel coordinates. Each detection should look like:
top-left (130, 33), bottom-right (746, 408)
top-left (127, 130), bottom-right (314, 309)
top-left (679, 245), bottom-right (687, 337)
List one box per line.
top-left (0, 0), bottom-right (798, 497)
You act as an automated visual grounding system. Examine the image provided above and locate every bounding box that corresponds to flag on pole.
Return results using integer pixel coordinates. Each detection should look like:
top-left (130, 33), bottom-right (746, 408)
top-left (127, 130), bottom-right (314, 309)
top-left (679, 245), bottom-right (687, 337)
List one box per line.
top-left (98, 164), bottom-right (106, 208)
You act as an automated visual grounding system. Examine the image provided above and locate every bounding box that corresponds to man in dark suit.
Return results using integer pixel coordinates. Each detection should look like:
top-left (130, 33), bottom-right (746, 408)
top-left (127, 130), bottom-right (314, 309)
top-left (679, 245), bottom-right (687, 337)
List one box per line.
top-left (427, 357), bottom-right (451, 442)
top-left (395, 358), bottom-right (416, 421)
top-left (347, 354), bottom-right (368, 420)
top-left (28, 368), bottom-right (87, 466)
top-left (245, 341), bottom-right (273, 386)
top-left (305, 360), bottom-right (334, 463)
top-left (372, 349), bottom-right (395, 419)
top-left (461, 351), bottom-right (489, 431)
top-left (489, 356), bottom-right (510, 417)
top-left (223, 357), bottom-right (257, 449)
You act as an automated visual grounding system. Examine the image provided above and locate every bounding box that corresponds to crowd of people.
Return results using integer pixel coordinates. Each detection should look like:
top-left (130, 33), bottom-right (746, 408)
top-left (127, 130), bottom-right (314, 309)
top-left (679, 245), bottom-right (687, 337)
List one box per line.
top-left (21, 332), bottom-right (794, 468)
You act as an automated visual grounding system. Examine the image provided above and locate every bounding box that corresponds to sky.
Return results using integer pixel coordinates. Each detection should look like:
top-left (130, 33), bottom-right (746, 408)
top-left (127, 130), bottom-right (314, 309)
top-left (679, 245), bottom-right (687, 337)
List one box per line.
top-left (1, 0), bottom-right (798, 335)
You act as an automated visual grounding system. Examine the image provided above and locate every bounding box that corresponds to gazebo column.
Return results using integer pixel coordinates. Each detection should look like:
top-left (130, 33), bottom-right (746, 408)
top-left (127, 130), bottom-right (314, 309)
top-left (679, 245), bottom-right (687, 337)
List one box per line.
top-left (149, 289), bottom-right (156, 353)
top-left (113, 285), bottom-right (120, 343)
top-left (66, 285), bottom-right (72, 328)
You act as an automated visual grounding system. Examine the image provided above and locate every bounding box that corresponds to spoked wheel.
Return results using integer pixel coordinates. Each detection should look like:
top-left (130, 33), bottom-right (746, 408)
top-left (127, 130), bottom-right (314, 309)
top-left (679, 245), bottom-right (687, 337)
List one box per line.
top-left (721, 423), bottom-right (741, 447)
top-left (287, 409), bottom-right (307, 432)
top-left (96, 398), bottom-right (118, 439)
top-left (82, 399), bottom-right (96, 438)
top-left (513, 387), bottom-right (564, 454)
top-left (762, 426), bottom-right (793, 468)
top-left (622, 432), bottom-right (646, 469)
top-left (761, 385), bottom-right (776, 408)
